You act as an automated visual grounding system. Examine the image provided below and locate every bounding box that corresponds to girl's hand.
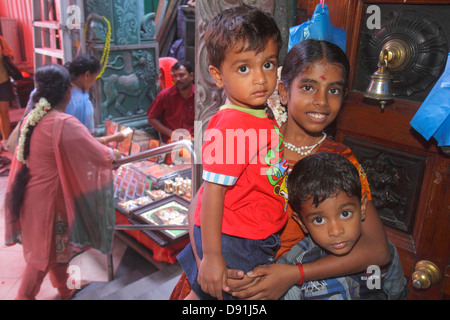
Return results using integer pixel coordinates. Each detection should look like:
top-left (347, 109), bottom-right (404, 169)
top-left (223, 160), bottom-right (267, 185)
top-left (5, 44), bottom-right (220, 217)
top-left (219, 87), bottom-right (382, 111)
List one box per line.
top-left (112, 149), bottom-right (122, 160)
top-left (227, 270), bottom-right (263, 294)
top-left (198, 253), bottom-right (228, 300)
top-left (231, 264), bottom-right (300, 300)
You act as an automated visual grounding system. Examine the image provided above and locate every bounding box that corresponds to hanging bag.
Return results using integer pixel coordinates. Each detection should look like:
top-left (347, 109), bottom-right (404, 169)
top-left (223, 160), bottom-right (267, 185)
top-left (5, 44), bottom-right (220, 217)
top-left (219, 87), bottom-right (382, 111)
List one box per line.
top-left (288, 1), bottom-right (347, 52)
top-left (0, 38), bottom-right (23, 81)
top-left (410, 53), bottom-right (450, 147)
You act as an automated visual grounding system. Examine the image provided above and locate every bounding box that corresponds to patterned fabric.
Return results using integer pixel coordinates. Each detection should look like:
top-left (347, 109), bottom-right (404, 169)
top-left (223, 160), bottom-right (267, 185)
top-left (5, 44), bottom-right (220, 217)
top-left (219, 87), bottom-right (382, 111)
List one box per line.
top-left (279, 237), bottom-right (408, 300)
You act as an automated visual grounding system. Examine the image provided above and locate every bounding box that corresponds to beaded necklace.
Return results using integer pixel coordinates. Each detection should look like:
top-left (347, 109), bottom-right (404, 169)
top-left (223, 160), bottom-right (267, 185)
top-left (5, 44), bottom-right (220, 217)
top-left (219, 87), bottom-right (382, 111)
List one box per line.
top-left (284, 132), bottom-right (327, 156)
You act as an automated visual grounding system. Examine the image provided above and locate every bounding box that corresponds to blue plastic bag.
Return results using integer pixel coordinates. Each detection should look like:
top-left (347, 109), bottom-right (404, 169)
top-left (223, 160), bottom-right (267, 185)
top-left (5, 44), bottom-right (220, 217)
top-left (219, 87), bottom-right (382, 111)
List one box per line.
top-left (288, 4), bottom-right (346, 52)
top-left (410, 53), bottom-right (450, 147)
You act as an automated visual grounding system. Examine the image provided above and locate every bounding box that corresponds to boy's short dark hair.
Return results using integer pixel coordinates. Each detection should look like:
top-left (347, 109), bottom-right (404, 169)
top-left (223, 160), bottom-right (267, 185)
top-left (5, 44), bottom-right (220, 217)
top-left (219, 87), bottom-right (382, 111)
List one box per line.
top-left (204, 5), bottom-right (282, 69)
top-left (287, 153), bottom-right (362, 215)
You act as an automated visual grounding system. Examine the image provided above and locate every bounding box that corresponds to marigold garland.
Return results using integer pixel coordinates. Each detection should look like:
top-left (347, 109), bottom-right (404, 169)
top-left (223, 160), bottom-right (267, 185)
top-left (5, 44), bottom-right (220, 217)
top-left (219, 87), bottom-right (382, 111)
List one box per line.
top-left (17, 98), bottom-right (52, 164)
top-left (96, 16), bottom-right (111, 79)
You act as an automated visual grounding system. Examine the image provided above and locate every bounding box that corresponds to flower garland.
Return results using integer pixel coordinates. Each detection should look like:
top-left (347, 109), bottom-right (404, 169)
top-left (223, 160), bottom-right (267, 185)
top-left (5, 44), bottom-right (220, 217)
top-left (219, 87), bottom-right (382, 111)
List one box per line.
top-left (17, 98), bottom-right (52, 164)
top-left (267, 67), bottom-right (287, 126)
top-left (96, 16), bottom-right (111, 79)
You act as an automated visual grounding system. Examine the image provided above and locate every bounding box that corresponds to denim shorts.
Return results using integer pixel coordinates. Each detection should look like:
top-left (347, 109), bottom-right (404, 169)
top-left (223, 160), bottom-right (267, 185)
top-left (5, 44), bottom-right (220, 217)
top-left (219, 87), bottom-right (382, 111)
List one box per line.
top-left (177, 225), bottom-right (280, 300)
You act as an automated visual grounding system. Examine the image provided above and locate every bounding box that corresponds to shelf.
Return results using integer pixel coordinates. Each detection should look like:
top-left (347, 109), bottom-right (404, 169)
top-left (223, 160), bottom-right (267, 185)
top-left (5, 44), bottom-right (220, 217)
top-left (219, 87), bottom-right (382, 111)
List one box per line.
top-left (34, 47), bottom-right (64, 59)
top-left (33, 20), bottom-right (61, 29)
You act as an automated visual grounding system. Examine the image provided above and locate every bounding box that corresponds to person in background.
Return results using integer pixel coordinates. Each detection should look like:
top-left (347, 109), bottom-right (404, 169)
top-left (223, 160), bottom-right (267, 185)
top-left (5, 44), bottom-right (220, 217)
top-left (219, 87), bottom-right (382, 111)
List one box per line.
top-left (0, 35), bottom-right (14, 150)
top-left (25, 54), bottom-right (128, 145)
top-left (4, 64), bottom-right (121, 300)
top-left (147, 60), bottom-right (195, 143)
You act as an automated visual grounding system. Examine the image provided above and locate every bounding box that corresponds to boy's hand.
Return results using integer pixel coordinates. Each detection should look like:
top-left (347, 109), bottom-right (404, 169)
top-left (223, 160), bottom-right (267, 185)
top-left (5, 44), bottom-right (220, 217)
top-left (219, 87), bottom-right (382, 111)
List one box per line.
top-left (198, 253), bottom-right (228, 300)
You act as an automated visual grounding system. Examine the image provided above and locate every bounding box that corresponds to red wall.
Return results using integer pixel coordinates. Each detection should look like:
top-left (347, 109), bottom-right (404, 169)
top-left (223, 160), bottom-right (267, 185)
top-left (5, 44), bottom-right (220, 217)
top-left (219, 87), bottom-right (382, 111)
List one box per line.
top-left (0, 0), bottom-right (34, 69)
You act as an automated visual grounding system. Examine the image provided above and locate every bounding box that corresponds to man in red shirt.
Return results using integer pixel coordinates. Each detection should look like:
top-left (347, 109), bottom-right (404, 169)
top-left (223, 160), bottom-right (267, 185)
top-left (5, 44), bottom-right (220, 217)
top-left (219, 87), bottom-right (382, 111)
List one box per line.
top-left (147, 60), bottom-right (195, 142)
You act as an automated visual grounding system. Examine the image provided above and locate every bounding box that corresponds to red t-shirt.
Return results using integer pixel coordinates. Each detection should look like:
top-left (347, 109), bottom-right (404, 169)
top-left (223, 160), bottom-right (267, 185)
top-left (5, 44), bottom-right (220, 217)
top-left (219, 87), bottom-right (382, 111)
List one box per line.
top-left (146, 85), bottom-right (195, 142)
top-left (195, 105), bottom-right (289, 240)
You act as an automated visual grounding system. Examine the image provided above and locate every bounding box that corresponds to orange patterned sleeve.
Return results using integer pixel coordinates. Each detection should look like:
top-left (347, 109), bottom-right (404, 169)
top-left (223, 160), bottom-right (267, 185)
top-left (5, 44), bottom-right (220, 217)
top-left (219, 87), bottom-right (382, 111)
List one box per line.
top-left (318, 139), bottom-right (372, 201)
top-left (340, 148), bottom-right (372, 201)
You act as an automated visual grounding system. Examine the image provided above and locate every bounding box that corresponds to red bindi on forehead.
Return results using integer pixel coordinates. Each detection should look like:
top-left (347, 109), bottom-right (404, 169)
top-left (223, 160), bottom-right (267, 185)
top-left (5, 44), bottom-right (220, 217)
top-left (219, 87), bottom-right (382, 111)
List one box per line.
top-left (320, 75), bottom-right (327, 81)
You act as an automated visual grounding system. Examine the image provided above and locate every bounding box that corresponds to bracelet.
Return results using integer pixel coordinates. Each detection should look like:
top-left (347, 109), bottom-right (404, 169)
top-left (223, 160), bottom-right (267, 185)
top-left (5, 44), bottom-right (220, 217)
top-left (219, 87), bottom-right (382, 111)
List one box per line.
top-left (297, 263), bottom-right (304, 285)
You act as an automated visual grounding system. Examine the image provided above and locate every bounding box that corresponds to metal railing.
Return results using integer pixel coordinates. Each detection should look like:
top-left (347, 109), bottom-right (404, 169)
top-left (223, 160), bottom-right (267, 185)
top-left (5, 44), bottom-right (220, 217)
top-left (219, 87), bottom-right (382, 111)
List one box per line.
top-left (107, 139), bottom-right (198, 280)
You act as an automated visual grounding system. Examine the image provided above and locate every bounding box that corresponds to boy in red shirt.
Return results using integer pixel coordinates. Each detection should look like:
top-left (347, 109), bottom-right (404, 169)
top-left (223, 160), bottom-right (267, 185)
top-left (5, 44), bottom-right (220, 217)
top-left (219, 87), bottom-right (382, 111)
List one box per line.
top-left (177, 5), bottom-right (288, 300)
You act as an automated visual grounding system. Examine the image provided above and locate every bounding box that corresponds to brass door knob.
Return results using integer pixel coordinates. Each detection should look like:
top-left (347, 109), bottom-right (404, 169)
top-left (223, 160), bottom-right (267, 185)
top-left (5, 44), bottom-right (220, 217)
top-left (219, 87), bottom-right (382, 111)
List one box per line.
top-left (411, 260), bottom-right (441, 289)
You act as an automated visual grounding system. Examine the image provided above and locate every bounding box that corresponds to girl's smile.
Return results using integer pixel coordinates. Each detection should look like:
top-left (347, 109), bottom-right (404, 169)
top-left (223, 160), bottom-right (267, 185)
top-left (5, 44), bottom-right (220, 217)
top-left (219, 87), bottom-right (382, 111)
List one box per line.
top-left (306, 112), bottom-right (328, 121)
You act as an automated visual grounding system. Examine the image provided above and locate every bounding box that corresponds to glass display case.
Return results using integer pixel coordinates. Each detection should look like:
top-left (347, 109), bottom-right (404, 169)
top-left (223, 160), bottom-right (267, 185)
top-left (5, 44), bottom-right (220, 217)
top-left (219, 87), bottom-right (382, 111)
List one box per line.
top-left (109, 139), bottom-right (199, 272)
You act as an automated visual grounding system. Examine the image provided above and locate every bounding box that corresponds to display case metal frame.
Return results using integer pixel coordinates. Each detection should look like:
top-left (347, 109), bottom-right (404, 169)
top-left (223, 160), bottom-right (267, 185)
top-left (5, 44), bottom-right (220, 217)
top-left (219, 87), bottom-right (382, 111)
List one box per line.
top-left (107, 139), bottom-right (199, 280)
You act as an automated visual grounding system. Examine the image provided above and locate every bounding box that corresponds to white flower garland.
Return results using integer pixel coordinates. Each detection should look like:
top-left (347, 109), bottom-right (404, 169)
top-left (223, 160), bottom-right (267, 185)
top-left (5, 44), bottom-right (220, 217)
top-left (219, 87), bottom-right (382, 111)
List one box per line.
top-left (267, 67), bottom-right (287, 126)
top-left (17, 98), bottom-right (52, 164)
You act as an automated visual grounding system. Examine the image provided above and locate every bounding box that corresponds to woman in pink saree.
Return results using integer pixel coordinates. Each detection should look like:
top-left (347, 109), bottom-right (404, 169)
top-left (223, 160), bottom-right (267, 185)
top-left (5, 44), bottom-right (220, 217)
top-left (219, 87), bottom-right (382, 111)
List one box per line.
top-left (4, 65), bottom-right (121, 300)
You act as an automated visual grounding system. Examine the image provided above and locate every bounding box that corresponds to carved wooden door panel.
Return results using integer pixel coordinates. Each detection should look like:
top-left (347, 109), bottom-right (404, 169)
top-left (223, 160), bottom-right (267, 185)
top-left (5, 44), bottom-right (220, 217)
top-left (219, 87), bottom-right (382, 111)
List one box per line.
top-left (335, 0), bottom-right (450, 300)
top-left (336, 97), bottom-right (449, 300)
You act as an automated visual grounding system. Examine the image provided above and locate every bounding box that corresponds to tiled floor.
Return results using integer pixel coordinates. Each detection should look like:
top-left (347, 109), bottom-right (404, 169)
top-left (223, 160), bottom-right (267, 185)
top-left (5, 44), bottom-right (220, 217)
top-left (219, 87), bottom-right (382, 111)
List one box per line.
top-left (0, 108), bottom-right (130, 300)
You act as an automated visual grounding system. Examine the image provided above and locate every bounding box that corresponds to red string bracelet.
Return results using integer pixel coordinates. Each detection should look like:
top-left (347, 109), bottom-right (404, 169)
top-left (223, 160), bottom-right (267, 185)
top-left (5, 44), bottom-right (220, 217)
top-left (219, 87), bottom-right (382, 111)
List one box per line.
top-left (297, 263), bottom-right (305, 285)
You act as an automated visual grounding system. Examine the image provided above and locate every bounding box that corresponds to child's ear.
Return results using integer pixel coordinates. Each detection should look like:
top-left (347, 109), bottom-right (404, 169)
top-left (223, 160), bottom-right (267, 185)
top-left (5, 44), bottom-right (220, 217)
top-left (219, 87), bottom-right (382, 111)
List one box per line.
top-left (360, 194), bottom-right (368, 222)
top-left (292, 212), bottom-right (309, 234)
top-left (278, 82), bottom-right (288, 105)
top-left (299, 220), bottom-right (308, 235)
top-left (208, 65), bottom-right (224, 88)
top-left (298, 220), bottom-right (309, 234)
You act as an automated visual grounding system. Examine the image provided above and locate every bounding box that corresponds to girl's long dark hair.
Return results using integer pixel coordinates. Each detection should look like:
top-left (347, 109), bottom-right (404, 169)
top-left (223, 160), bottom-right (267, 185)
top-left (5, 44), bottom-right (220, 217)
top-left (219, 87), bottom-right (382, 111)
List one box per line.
top-left (6, 64), bottom-right (71, 222)
top-left (281, 39), bottom-right (350, 92)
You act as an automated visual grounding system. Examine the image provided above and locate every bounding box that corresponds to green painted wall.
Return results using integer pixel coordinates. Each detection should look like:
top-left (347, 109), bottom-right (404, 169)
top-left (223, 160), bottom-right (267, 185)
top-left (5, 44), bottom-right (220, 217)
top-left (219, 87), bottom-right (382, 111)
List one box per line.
top-left (144, 0), bottom-right (161, 13)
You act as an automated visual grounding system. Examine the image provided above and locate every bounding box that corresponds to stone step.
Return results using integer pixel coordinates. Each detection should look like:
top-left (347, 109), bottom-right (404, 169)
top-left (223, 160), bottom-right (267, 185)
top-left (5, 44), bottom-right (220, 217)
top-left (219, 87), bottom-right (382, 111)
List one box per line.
top-left (100, 263), bottom-right (182, 300)
top-left (72, 263), bottom-right (157, 300)
top-left (72, 263), bottom-right (181, 300)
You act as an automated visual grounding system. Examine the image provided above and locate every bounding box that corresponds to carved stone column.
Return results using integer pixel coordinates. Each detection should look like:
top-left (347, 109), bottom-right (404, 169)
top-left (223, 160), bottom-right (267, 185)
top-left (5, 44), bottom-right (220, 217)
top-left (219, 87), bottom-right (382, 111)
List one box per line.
top-left (84, 0), bottom-right (159, 135)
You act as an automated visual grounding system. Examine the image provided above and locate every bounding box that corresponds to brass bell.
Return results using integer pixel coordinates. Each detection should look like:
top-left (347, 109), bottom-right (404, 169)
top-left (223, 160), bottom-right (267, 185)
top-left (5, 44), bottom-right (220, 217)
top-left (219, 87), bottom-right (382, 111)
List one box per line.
top-left (364, 39), bottom-right (411, 111)
top-left (364, 50), bottom-right (394, 111)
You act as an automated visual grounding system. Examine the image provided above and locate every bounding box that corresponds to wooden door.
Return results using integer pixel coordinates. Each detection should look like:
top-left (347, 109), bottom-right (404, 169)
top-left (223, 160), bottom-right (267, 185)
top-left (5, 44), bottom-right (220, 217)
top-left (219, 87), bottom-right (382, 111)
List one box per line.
top-left (331, 0), bottom-right (450, 299)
